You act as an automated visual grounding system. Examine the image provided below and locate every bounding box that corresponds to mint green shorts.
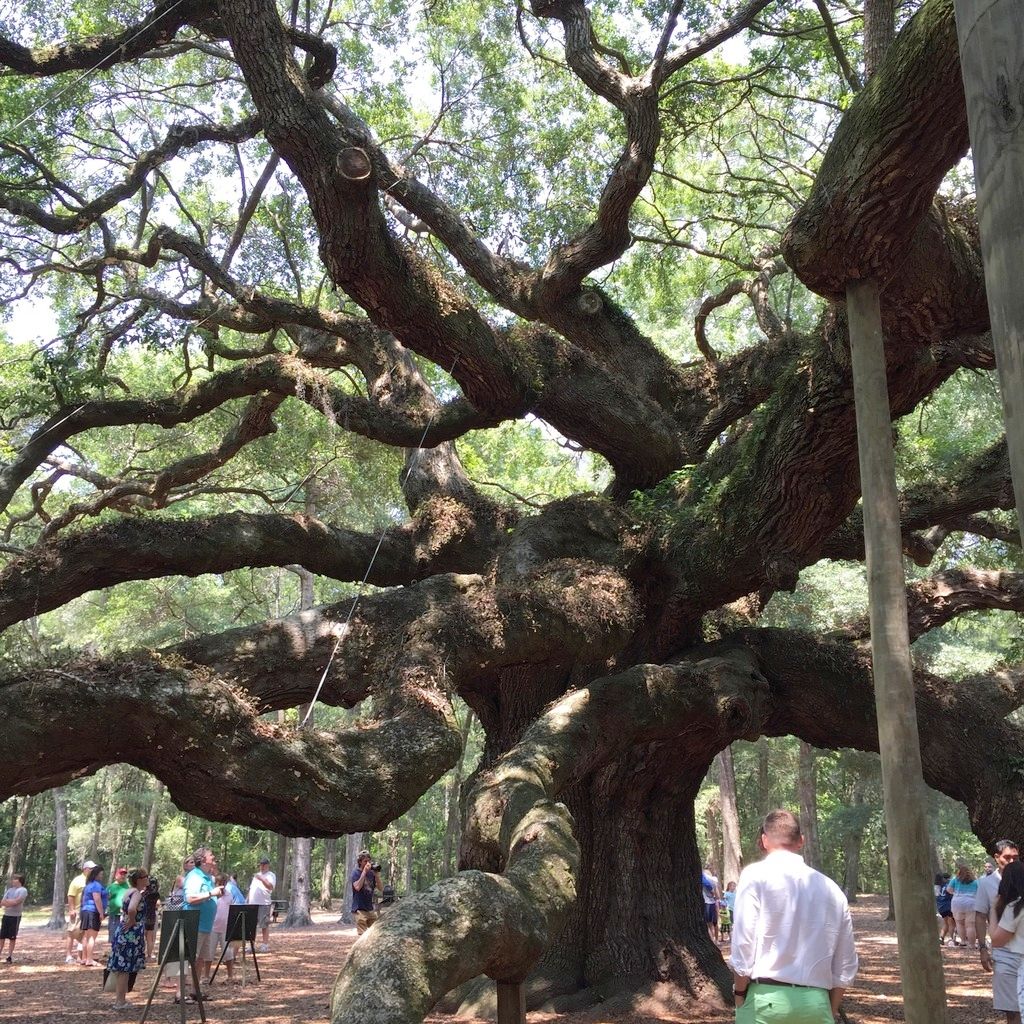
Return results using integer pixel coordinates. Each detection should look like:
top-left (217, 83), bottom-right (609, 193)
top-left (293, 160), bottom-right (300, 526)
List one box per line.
top-left (736, 982), bottom-right (833, 1023)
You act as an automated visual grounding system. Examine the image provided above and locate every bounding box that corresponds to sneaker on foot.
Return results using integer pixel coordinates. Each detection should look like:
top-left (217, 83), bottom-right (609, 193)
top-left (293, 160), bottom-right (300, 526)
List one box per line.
top-left (65, 955), bottom-right (77, 964)
top-left (4, 957), bottom-right (11, 964)
top-left (258, 943), bottom-right (269, 953)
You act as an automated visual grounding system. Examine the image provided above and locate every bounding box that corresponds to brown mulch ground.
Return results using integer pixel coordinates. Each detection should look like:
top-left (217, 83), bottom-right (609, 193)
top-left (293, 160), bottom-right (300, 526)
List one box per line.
top-left (0, 896), bottom-right (998, 1023)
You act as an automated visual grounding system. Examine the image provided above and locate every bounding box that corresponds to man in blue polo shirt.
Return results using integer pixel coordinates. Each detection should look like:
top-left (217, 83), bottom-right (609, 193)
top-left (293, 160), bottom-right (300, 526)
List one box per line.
top-left (183, 847), bottom-right (223, 1000)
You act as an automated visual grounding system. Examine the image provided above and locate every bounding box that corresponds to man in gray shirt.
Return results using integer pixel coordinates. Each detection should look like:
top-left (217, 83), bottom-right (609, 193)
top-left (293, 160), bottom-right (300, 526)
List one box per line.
top-left (0, 873), bottom-right (29, 963)
top-left (975, 839), bottom-right (1021, 1024)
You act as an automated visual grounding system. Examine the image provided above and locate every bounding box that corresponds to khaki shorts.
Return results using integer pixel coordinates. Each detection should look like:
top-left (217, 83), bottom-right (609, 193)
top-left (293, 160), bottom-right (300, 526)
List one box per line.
top-left (992, 948), bottom-right (1021, 1012)
top-left (355, 910), bottom-right (379, 935)
top-left (194, 930), bottom-right (215, 962)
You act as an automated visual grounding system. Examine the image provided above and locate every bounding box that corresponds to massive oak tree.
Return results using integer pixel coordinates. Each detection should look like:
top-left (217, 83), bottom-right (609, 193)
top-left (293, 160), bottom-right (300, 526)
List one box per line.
top-left (2, 0), bottom-right (1022, 1020)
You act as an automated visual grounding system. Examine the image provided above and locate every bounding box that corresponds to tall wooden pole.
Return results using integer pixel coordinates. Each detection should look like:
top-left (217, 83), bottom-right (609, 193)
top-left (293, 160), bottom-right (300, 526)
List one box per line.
top-left (954, 0), bottom-right (1024, 543)
top-left (846, 279), bottom-right (948, 1023)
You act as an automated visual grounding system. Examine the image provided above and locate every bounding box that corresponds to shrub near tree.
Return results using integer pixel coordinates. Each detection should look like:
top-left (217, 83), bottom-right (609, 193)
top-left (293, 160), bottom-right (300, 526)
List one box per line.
top-left (1, 0), bottom-right (1023, 1021)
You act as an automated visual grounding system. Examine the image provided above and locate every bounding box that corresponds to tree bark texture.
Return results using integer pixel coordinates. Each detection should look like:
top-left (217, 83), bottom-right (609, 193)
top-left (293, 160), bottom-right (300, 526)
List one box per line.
top-left (955, 0), bottom-right (1024, 545)
top-left (285, 836), bottom-right (313, 926)
top-left (847, 278), bottom-right (948, 1023)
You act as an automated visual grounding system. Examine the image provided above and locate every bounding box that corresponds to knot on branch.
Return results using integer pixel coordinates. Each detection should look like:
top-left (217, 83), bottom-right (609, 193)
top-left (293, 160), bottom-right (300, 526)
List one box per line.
top-left (576, 288), bottom-right (603, 315)
top-left (336, 147), bottom-right (372, 181)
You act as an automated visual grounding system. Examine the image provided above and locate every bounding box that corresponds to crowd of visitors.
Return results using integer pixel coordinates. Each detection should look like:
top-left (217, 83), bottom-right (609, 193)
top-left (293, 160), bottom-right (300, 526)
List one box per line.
top-left (19, 826), bottom-right (1024, 1021)
top-left (48, 850), bottom-right (277, 1012)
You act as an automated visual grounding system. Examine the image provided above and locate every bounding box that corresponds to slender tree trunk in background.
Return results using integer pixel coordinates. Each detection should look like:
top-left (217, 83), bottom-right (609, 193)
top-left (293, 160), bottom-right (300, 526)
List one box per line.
top-left (341, 833), bottom-right (363, 924)
top-left (276, 833), bottom-right (290, 900)
top-left (716, 747), bottom-right (743, 886)
top-left (289, 500), bottom-right (318, 918)
top-left (954, 0), bottom-right (1024, 546)
top-left (848, 278), bottom-right (949, 1022)
top-left (284, 836), bottom-right (313, 926)
top-left (886, 856), bottom-right (896, 921)
top-left (320, 837), bottom-right (336, 910)
top-left (757, 738), bottom-right (771, 817)
top-left (442, 710), bottom-right (475, 877)
top-left (863, 0), bottom-right (895, 78)
top-left (387, 830), bottom-right (400, 888)
top-left (4, 795), bottom-right (33, 877)
top-left (143, 781), bottom-right (164, 870)
top-left (704, 802), bottom-right (722, 879)
top-left (89, 773), bottom-right (108, 860)
top-left (47, 788), bottom-right (68, 929)
top-left (843, 779), bottom-right (867, 901)
top-left (403, 817), bottom-right (414, 895)
top-left (928, 838), bottom-right (943, 879)
top-left (108, 826), bottom-right (122, 881)
top-left (798, 742), bottom-right (821, 870)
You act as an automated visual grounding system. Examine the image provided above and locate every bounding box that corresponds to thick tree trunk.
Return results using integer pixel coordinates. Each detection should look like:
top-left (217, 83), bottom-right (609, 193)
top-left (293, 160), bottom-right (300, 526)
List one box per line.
top-left (320, 837), bottom-right (336, 910)
top-left (454, 756), bottom-right (732, 1017)
top-left (848, 278), bottom-right (948, 1022)
top-left (285, 836), bottom-right (314, 926)
top-left (528, 749), bottom-right (730, 1012)
top-left (4, 795), bottom-right (33, 878)
top-left (47, 787), bottom-right (68, 929)
top-left (143, 781), bottom-right (163, 870)
top-left (797, 742), bottom-right (821, 870)
top-left (716, 747), bottom-right (743, 887)
top-left (954, 0), bottom-right (1024, 545)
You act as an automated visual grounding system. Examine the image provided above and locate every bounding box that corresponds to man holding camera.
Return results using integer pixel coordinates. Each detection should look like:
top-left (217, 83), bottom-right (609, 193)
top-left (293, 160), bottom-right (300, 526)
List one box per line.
top-left (351, 851), bottom-right (382, 935)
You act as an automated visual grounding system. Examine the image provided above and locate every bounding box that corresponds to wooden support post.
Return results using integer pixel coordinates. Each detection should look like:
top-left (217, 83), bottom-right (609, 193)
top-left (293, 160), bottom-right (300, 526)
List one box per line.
top-left (846, 279), bottom-right (948, 1024)
top-left (954, 0), bottom-right (1024, 544)
top-left (496, 980), bottom-right (526, 1024)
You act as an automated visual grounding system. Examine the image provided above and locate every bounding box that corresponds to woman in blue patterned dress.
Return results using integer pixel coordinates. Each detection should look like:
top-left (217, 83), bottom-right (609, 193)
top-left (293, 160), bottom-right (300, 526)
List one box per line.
top-left (106, 869), bottom-right (149, 1010)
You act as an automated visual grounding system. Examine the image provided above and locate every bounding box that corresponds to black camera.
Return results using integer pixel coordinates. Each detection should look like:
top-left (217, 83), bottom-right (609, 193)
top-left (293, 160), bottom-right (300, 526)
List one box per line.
top-left (371, 862), bottom-right (382, 873)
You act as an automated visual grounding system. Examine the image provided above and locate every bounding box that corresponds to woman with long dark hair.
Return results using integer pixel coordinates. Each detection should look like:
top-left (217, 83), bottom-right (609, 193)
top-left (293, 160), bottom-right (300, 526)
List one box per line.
top-left (988, 860), bottom-right (1024, 1017)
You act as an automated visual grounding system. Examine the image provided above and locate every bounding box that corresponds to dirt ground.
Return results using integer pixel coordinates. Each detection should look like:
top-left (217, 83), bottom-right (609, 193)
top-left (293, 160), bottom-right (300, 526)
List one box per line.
top-left (0, 896), bottom-right (1000, 1023)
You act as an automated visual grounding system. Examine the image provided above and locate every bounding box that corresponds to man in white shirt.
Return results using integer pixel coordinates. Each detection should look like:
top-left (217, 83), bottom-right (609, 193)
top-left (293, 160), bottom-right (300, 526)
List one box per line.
top-left (730, 809), bottom-right (858, 1022)
top-left (248, 857), bottom-right (276, 952)
top-left (975, 839), bottom-right (1020, 1024)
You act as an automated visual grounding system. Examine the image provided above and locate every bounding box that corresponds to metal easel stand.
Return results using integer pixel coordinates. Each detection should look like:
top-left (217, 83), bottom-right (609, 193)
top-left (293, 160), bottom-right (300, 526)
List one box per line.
top-left (140, 917), bottom-right (207, 1024)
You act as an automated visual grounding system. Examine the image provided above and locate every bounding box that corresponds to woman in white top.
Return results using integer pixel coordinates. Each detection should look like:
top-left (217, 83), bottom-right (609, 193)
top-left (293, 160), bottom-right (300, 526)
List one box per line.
top-left (988, 859), bottom-right (1024, 1017)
